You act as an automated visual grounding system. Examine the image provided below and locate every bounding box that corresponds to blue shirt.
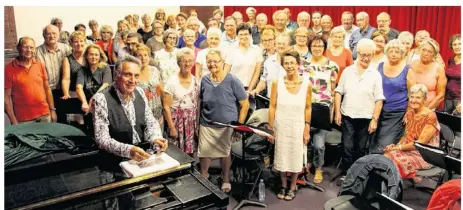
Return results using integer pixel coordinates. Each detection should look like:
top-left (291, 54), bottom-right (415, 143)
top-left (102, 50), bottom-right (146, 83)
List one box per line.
top-left (378, 62), bottom-right (409, 111)
top-left (349, 25), bottom-right (376, 60)
top-left (177, 33), bottom-right (207, 48)
top-left (200, 73), bottom-right (247, 127)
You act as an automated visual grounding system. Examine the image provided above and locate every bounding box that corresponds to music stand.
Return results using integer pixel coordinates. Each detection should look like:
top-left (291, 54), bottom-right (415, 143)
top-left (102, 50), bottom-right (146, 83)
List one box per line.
top-left (212, 121), bottom-right (269, 210)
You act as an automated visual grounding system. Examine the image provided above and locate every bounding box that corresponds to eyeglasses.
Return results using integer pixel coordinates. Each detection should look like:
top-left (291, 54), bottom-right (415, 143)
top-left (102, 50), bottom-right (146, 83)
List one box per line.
top-left (102, 31), bottom-right (111, 34)
top-left (207, 60), bottom-right (222, 65)
top-left (262, 38), bottom-right (275, 43)
top-left (167, 37), bottom-right (177, 40)
top-left (358, 53), bottom-right (373, 59)
top-left (295, 35), bottom-right (308, 39)
top-left (377, 20), bottom-right (390, 24)
top-left (283, 62), bottom-right (298, 66)
top-left (180, 59), bottom-right (194, 64)
top-left (311, 45), bottom-right (325, 49)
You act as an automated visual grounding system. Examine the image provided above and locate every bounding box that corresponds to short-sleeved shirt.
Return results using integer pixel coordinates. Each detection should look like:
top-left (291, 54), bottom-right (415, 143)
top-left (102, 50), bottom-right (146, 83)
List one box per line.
top-left (36, 43), bottom-right (71, 90)
top-left (349, 25), bottom-right (376, 60)
top-left (76, 65), bottom-right (112, 100)
top-left (154, 48), bottom-right (180, 85)
top-left (164, 75), bottom-right (199, 109)
top-left (146, 37), bottom-right (165, 56)
top-left (335, 64), bottom-right (385, 119)
top-left (299, 59), bottom-right (339, 106)
top-left (200, 73), bottom-right (247, 127)
top-left (195, 47), bottom-right (226, 78)
top-left (225, 45), bottom-right (263, 87)
top-left (137, 28), bottom-right (154, 44)
top-left (5, 59), bottom-right (50, 122)
top-left (177, 33), bottom-right (207, 49)
top-left (259, 54), bottom-right (286, 98)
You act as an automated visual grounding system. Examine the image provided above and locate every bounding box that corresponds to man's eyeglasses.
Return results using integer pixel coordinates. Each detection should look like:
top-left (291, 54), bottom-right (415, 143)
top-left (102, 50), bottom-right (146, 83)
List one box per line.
top-left (180, 60), bottom-right (194, 64)
top-left (358, 53), bottom-right (373, 59)
top-left (207, 60), bottom-right (222, 65)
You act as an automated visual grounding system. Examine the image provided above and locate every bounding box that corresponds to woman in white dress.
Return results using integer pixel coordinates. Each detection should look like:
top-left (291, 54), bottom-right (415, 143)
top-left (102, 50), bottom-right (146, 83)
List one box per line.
top-left (268, 51), bottom-right (312, 201)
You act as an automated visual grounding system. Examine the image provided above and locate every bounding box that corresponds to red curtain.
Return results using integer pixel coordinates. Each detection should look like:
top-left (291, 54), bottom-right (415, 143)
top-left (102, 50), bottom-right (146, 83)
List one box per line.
top-left (224, 6), bottom-right (461, 65)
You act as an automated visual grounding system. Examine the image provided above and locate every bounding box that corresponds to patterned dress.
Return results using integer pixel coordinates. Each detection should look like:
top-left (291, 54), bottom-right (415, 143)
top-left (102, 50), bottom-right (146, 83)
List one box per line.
top-left (166, 77), bottom-right (199, 154)
top-left (385, 111), bottom-right (440, 178)
top-left (137, 66), bottom-right (164, 128)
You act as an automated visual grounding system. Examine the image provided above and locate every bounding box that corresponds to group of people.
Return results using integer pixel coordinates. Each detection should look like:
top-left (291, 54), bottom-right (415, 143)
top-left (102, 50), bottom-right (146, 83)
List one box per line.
top-left (4, 7), bottom-right (461, 201)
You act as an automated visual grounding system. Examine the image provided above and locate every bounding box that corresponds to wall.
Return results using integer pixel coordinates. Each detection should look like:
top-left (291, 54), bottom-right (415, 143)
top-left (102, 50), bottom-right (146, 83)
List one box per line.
top-left (13, 6), bottom-right (181, 46)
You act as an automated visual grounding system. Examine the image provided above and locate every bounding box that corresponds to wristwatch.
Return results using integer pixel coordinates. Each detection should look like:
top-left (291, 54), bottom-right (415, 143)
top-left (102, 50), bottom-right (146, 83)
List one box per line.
top-left (50, 107), bottom-right (57, 111)
top-left (372, 116), bottom-right (378, 121)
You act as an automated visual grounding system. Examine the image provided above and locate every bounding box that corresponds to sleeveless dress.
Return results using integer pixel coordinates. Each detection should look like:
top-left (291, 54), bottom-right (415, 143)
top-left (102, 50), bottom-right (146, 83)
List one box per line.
top-left (137, 66), bottom-right (164, 127)
top-left (273, 76), bottom-right (310, 173)
top-left (67, 54), bottom-right (85, 91)
top-left (414, 63), bottom-right (438, 107)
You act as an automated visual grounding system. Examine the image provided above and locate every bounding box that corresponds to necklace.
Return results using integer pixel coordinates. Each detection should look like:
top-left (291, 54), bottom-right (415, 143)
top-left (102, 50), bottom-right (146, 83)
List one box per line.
top-left (284, 78), bottom-right (302, 88)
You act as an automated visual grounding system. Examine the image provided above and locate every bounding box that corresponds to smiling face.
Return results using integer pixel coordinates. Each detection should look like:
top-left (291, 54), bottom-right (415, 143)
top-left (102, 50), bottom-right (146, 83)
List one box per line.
top-left (179, 53), bottom-right (194, 73)
top-left (101, 30), bottom-right (112, 41)
top-left (247, 10), bottom-right (256, 21)
top-left (261, 34), bottom-right (275, 51)
top-left (125, 36), bottom-right (139, 53)
top-left (377, 14), bottom-right (391, 32)
top-left (86, 47), bottom-right (101, 66)
top-left (341, 13), bottom-right (354, 30)
top-left (176, 16), bottom-right (186, 28)
top-left (18, 38), bottom-right (36, 60)
top-left (237, 29), bottom-right (250, 45)
top-left (357, 48), bottom-right (374, 69)
top-left (135, 50), bottom-right (150, 67)
top-left (207, 33), bottom-right (220, 48)
top-left (295, 31), bottom-right (308, 46)
top-left (276, 36), bottom-right (290, 54)
top-left (401, 39), bottom-right (413, 54)
top-left (408, 91), bottom-right (426, 110)
top-left (71, 37), bottom-right (86, 53)
top-left (206, 53), bottom-right (223, 74)
top-left (356, 14), bottom-right (368, 29)
top-left (415, 31), bottom-right (430, 47)
top-left (224, 19), bottom-right (237, 37)
top-left (116, 62), bottom-right (141, 95)
top-left (165, 33), bottom-right (177, 48)
top-left (142, 16), bottom-right (151, 27)
top-left (320, 16), bottom-right (333, 32)
top-left (118, 23), bottom-right (128, 32)
top-left (153, 22), bottom-right (164, 36)
top-left (208, 20), bottom-right (219, 29)
top-left (256, 15), bottom-right (268, 28)
top-left (419, 42), bottom-right (436, 63)
top-left (183, 32), bottom-right (196, 46)
top-left (297, 15), bottom-right (310, 28)
top-left (331, 32), bottom-right (344, 48)
top-left (373, 35), bottom-right (386, 54)
top-left (44, 25), bottom-right (59, 45)
top-left (274, 13), bottom-right (287, 30)
top-left (282, 55), bottom-right (299, 76)
top-left (310, 40), bottom-right (325, 58)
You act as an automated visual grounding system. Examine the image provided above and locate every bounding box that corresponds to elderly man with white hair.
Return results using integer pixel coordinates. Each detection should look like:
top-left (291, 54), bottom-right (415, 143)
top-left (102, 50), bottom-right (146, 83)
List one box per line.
top-left (195, 27), bottom-right (224, 79)
top-left (334, 38), bottom-right (385, 172)
top-left (176, 17), bottom-right (207, 49)
top-left (251, 13), bottom-right (268, 45)
top-left (274, 10), bottom-right (296, 45)
top-left (376, 12), bottom-right (400, 41)
top-left (349, 11), bottom-right (376, 60)
top-left (297, 11), bottom-right (311, 29)
top-left (36, 24), bottom-right (72, 123)
top-left (232, 11), bottom-right (244, 25)
top-left (339, 11), bottom-right (359, 48)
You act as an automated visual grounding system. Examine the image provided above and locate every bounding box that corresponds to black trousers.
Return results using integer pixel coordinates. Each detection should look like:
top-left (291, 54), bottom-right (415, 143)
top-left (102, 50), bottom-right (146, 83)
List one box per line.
top-left (341, 115), bottom-right (373, 171)
top-left (52, 89), bottom-right (82, 123)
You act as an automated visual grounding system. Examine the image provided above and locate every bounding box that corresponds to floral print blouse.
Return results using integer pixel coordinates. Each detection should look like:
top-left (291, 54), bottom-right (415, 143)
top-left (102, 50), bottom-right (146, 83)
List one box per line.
top-left (137, 66), bottom-right (163, 121)
top-left (299, 59), bottom-right (339, 106)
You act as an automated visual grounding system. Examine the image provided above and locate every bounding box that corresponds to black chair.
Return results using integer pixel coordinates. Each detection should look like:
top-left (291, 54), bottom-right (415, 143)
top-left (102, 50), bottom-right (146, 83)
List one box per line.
top-left (414, 123), bottom-right (455, 191)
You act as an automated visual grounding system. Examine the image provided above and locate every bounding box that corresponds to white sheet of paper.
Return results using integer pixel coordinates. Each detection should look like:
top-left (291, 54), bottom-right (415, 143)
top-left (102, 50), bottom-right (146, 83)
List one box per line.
top-left (120, 152), bottom-right (180, 178)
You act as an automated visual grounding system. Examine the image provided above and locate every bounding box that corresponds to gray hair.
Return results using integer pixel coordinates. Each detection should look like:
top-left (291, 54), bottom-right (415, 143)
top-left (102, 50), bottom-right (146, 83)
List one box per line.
top-left (256, 13), bottom-right (268, 21)
top-left (357, 38), bottom-right (376, 54)
top-left (356, 11), bottom-right (369, 20)
top-left (206, 48), bottom-right (224, 60)
top-left (141, 14), bottom-right (151, 20)
top-left (276, 33), bottom-right (291, 45)
top-left (88, 19), bottom-right (98, 27)
top-left (183, 29), bottom-right (195, 37)
top-left (384, 39), bottom-right (406, 57)
top-left (207, 27), bottom-right (222, 38)
top-left (162, 29), bottom-right (179, 45)
top-left (297, 11), bottom-right (310, 19)
top-left (330, 26), bottom-right (346, 38)
top-left (409, 84), bottom-right (428, 99)
top-left (176, 47), bottom-right (195, 65)
top-left (246, 7), bottom-right (256, 14)
top-left (50, 17), bottom-right (62, 25)
top-left (114, 55), bottom-right (142, 77)
top-left (398, 31), bottom-right (414, 44)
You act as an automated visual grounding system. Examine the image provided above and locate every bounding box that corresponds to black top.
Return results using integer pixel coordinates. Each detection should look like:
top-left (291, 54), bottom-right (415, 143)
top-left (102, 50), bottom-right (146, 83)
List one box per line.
top-left (137, 28), bottom-right (154, 44)
top-left (76, 65), bottom-right (112, 100)
top-left (67, 54), bottom-right (85, 91)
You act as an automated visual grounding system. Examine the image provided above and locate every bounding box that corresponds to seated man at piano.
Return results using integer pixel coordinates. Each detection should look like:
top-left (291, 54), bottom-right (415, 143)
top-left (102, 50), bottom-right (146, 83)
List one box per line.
top-left (92, 55), bottom-right (168, 162)
top-left (384, 84), bottom-right (440, 183)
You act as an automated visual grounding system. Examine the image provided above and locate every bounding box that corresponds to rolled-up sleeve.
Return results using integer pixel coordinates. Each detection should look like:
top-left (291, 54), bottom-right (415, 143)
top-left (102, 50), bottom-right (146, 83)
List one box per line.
top-left (373, 72), bottom-right (385, 101)
top-left (93, 93), bottom-right (133, 158)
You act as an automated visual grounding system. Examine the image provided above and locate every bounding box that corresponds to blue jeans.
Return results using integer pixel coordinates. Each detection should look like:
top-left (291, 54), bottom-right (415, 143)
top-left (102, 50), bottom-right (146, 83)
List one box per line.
top-left (307, 128), bottom-right (328, 168)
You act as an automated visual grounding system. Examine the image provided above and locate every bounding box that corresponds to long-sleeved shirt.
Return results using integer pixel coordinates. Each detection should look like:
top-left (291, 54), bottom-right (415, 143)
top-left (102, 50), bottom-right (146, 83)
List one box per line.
top-left (349, 25), bottom-right (376, 60)
top-left (92, 84), bottom-right (163, 158)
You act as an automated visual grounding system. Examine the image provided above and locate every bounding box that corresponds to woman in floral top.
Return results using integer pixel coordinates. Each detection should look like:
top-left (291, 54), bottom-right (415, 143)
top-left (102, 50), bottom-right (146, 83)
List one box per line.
top-left (299, 36), bottom-right (339, 184)
top-left (163, 48), bottom-right (199, 155)
top-left (135, 44), bottom-right (164, 129)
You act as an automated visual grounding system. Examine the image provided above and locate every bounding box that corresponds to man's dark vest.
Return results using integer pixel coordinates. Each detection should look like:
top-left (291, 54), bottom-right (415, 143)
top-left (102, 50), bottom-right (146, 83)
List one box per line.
top-left (102, 85), bottom-right (146, 144)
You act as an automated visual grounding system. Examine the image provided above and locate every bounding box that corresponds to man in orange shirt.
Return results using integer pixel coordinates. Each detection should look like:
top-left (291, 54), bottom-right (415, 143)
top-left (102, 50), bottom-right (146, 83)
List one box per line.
top-left (4, 37), bottom-right (56, 124)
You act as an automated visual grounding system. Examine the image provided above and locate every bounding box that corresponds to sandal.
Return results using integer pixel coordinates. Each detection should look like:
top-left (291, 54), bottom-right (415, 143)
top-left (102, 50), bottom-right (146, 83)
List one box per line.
top-left (314, 169), bottom-right (324, 184)
top-left (284, 189), bottom-right (296, 201)
top-left (305, 167), bottom-right (311, 180)
top-left (221, 182), bottom-right (231, 193)
top-left (277, 187), bottom-right (286, 199)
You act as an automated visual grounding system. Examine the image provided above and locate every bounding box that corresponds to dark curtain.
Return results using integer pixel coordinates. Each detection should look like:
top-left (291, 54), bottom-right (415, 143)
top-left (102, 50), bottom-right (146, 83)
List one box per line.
top-left (224, 6), bottom-right (461, 65)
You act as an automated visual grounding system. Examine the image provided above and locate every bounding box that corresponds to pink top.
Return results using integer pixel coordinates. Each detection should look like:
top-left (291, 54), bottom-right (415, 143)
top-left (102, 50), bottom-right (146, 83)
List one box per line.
top-left (414, 63), bottom-right (438, 106)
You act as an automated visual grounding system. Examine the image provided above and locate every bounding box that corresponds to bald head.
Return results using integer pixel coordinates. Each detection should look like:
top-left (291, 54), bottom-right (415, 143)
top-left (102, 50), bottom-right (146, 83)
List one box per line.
top-left (377, 12), bottom-right (391, 32)
top-left (356, 12), bottom-right (370, 30)
top-left (321, 15), bottom-right (333, 32)
top-left (43, 24), bottom-right (59, 45)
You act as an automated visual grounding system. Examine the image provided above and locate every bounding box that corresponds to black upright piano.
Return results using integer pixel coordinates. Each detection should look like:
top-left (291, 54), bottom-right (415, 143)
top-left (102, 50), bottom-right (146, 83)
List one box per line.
top-left (5, 141), bottom-right (228, 210)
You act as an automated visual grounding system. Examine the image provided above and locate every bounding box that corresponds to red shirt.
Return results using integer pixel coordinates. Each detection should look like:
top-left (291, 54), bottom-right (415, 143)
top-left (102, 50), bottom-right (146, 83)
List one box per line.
top-left (5, 59), bottom-right (50, 122)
